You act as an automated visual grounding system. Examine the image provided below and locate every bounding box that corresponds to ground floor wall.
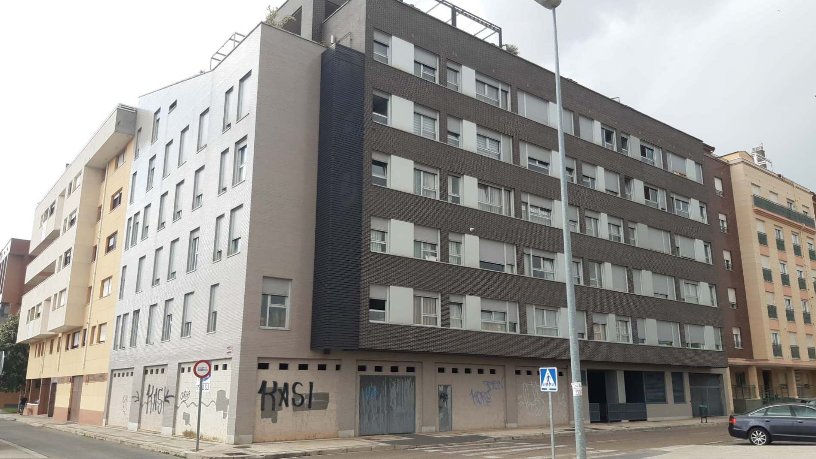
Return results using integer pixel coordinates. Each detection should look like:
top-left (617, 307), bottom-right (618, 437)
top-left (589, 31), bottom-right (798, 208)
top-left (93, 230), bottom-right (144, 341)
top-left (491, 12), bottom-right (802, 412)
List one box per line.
top-left (22, 373), bottom-right (108, 424)
top-left (0, 391), bottom-right (20, 408)
top-left (730, 363), bottom-right (816, 413)
top-left (106, 351), bottom-right (725, 444)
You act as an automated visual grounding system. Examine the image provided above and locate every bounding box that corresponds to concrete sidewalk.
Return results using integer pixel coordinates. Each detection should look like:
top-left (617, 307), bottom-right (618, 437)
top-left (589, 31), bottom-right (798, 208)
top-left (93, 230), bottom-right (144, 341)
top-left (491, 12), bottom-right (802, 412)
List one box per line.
top-left (0, 413), bottom-right (726, 459)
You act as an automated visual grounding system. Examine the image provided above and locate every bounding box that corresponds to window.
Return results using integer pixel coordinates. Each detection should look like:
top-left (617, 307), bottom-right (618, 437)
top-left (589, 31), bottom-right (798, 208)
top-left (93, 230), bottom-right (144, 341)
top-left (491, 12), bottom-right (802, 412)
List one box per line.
top-left (644, 185), bottom-right (660, 208)
top-left (601, 125), bottom-right (616, 150)
top-left (526, 252), bottom-right (555, 280)
top-left (608, 217), bottom-right (623, 242)
top-left (535, 307), bottom-right (559, 337)
top-left (564, 157), bottom-right (577, 183)
top-left (135, 256), bottom-right (145, 293)
top-left (146, 304), bottom-right (157, 345)
top-left (110, 189), bottom-right (123, 210)
top-left (446, 63), bottom-right (460, 91)
top-left (480, 239), bottom-right (515, 273)
top-left (619, 133), bottom-right (629, 154)
top-left (228, 205), bottom-right (243, 255)
top-left (627, 223), bottom-right (638, 246)
top-left (476, 133), bottom-right (501, 159)
top-left (372, 159), bottom-right (388, 186)
top-left (522, 199), bottom-right (552, 226)
top-left (373, 30), bottom-right (390, 64)
top-left (162, 140), bottom-right (173, 178)
top-left (481, 300), bottom-right (518, 333)
top-left (187, 228), bottom-right (200, 272)
top-left (449, 301), bottom-right (464, 328)
top-left (181, 292), bottom-right (193, 338)
top-left (703, 242), bottom-right (712, 263)
top-left (572, 260), bottom-right (583, 285)
top-left (62, 248), bottom-right (72, 267)
top-left (223, 87), bottom-right (233, 130)
top-left (106, 232), bottom-right (117, 253)
top-left (718, 213), bottom-right (728, 233)
top-left (207, 284), bottom-right (219, 333)
top-left (587, 261), bottom-right (603, 287)
top-left (100, 277), bottom-right (112, 298)
top-left (477, 183), bottom-right (511, 216)
top-left (672, 195), bottom-right (690, 218)
top-left (118, 266), bottom-right (127, 300)
top-left (413, 109), bottom-right (437, 139)
top-left (448, 175), bottom-right (461, 204)
top-left (173, 181), bottom-right (184, 221)
top-left (449, 234), bottom-right (462, 265)
top-left (66, 210), bottom-right (77, 231)
top-left (129, 310), bottom-right (140, 347)
top-left (733, 327), bottom-right (743, 348)
top-left (447, 116), bottom-right (461, 146)
top-left (723, 250), bottom-right (733, 270)
top-left (616, 317), bottom-right (631, 343)
top-left (699, 203), bottom-right (708, 223)
top-left (151, 109), bottom-right (160, 143)
top-left (792, 405), bottom-right (816, 418)
top-left (413, 294), bottom-right (439, 326)
top-left (191, 166), bottom-right (204, 209)
top-left (605, 170), bottom-right (620, 196)
top-left (714, 177), bottom-right (724, 196)
top-left (413, 227), bottom-right (438, 261)
top-left (671, 373), bottom-right (685, 403)
top-left (666, 152), bottom-right (687, 176)
top-left (413, 168), bottom-right (437, 198)
top-left (178, 127), bottom-right (189, 166)
top-left (135, 128), bottom-right (141, 157)
top-left (685, 324), bottom-right (705, 349)
top-left (233, 139), bottom-right (247, 185)
top-left (372, 92), bottom-right (389, 124)
top-left (584, 213), bottom-right (600, 237)
top-left (674, 235), bottom-right (696, 259)
top-left (640, 143), bottom-right (656, 166)
top-left (475, 75), bottom-right (509, 109)
top-left (213, 215), bottom-right (224, 261)
top-left (151, 248), bottom-right (162, 286)
top-left (261, 277), bottom-right (290, 328)
top-left (683, 280), bottom-right (699, 304)
top-left (167, 239), bottom-right (178, 280)
top-left (592, 314), bottom-right (608, 341)
top-left (197, 109), bottom-right (209, 150)
top-left (369, 286), bottom-right (387, 322)
top-left (581, 163), bottom-right (597, 189)
top-left (161, 299), bottom-right (173, 341)
top-left (141, 204), bottom-right (151, 240)
top-left (413, 47), bottom-right (437, 82)
top-left (657, 321), bottom-right (680, 347)
top-left (728, 288), bottom-right (737, 309)
top-left (238, 71), bottom-right (251, 119)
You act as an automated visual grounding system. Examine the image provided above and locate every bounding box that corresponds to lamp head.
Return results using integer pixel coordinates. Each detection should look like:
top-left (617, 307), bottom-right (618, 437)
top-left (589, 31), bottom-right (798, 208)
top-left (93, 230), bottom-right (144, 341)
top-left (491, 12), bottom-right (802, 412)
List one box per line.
top-left (534, 0), bottom-right (562, 9)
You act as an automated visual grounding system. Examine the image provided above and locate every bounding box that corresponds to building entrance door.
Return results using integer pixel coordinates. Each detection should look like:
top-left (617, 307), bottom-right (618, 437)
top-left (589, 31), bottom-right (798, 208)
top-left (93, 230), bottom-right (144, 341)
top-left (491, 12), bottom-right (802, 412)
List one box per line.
top-left (438, 384), bottom-right (452, 432)
top-left (68, 376), bottom-right (83, 422)
top-left (358, 375), bottom-right (415, 435)
top-left (47, 381), bottom-right (57, 417)
top-left (690, 373), bottom-right (724, 416)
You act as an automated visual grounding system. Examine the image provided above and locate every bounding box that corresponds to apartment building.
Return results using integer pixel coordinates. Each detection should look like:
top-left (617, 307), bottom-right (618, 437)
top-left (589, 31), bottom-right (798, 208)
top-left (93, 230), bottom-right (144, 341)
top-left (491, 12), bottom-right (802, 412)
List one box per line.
top-left (16, 105), bottom-right (136, 423)
top-left (0, 238), bottom-right (31, 407)
top-left (103, 0), bottom-right (737, 444)
top-left (723, 148), bottom-right (816, 411)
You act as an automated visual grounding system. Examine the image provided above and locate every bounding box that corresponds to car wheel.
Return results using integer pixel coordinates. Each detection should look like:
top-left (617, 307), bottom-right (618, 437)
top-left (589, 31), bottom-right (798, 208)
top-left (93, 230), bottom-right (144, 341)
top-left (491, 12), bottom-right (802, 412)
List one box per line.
top-left (748, 427), bottom-right (770, 446)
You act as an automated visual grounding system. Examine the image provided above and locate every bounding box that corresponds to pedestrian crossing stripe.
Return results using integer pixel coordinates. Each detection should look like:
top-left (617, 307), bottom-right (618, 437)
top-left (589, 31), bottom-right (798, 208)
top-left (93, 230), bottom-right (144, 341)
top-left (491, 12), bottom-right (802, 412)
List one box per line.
top-left (539, 367), bottom-right (558, 392)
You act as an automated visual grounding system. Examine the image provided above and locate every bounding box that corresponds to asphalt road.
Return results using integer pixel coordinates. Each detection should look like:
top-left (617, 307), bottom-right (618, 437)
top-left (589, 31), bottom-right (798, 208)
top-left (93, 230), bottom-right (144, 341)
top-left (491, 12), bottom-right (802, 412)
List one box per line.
top-left (0, 419), bottom-right (170, 459)
top-left (330, 424), bottom-right (816, 458)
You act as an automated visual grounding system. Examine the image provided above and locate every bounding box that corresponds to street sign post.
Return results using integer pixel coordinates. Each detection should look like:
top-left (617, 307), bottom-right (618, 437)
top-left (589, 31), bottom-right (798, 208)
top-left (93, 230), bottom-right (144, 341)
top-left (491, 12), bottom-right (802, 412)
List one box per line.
top-left (192, 360), bottom-right (212, 452)
top-left (540, 367), bottom-right (559, 458)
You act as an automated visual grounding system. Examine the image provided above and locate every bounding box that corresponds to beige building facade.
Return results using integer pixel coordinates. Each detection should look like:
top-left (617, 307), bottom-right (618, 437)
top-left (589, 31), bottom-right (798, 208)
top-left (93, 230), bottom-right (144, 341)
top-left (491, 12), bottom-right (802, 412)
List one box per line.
top-left (724, 149), bottom-right (816, 411)
top-left (17, 105), bottom-right (136, 424)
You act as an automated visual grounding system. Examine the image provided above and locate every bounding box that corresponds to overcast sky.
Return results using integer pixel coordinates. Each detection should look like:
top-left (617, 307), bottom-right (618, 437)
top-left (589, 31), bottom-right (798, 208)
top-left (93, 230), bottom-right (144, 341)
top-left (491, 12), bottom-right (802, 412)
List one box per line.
top-left (1, 0), bottom-right (814, 245)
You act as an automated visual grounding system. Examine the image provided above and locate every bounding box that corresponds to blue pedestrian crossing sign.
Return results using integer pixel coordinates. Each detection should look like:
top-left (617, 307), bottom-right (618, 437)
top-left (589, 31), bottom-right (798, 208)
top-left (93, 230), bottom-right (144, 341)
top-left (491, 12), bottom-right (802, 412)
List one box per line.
top-left (539, 367), bottom-right (558, 392)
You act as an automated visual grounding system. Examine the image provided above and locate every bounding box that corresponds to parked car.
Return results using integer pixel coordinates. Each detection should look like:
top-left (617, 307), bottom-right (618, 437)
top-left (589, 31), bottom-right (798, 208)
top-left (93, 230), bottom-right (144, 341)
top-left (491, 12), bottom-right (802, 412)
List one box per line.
top-left (729, 403), bottom-right (816, 445)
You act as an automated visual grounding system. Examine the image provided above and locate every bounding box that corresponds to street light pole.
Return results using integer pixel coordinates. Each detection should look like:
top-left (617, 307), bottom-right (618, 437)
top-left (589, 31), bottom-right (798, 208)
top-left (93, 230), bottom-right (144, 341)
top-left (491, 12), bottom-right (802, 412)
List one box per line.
top-left (532, 1), bottom-right (586, 458)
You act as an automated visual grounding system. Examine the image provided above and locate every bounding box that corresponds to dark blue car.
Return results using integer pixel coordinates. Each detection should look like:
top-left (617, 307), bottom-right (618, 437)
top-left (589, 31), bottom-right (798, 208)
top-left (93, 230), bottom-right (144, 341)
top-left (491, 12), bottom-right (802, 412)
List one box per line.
top-left (729, 403), bottom-right (816, 445)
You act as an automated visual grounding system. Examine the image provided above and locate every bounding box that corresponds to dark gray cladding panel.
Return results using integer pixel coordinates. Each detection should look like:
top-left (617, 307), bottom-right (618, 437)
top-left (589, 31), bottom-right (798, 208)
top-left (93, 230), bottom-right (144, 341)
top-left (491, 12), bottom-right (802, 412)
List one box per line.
top-left (311, 45), bottom-right (366, 350)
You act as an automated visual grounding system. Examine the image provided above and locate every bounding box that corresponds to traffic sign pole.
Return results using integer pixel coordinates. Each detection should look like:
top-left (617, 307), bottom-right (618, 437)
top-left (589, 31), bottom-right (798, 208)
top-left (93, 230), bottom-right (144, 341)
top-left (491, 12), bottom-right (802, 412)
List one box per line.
top-left (549, 391), bottom-right (555, 459)
top-left (540, 367), bottom-right (558, 458)
top-left (192, 360), bottom-right (212, 452)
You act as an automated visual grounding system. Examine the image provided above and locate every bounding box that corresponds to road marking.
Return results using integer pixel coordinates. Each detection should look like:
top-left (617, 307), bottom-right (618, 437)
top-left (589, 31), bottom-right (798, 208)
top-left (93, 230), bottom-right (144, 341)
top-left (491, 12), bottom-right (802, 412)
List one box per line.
top-left (0, 438), bottom-right (47, 458)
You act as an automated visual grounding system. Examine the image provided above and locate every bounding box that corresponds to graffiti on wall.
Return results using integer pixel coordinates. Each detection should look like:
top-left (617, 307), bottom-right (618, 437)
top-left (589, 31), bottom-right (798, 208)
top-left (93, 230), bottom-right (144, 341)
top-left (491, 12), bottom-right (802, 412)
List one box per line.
top-left (257, 380), bottom-right (330, 422)
top-left (470, 380), bottom-right (504, 406)
top-left (518, 381), bottom-right (547, 417)
top-left (176, 387), bottom-right (231, 426)
top-left (139, 385), bottom-right (174, 415)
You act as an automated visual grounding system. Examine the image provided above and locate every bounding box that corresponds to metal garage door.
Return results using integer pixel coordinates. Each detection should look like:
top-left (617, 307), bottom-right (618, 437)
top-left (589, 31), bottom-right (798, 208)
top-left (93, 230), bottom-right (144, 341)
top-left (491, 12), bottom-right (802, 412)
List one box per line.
top-left (359, 376), bottom-right (415, 435)
top-left (690, 373), bottom-right (724, 417)
top-left (107, 369), bottom-right (134, 428)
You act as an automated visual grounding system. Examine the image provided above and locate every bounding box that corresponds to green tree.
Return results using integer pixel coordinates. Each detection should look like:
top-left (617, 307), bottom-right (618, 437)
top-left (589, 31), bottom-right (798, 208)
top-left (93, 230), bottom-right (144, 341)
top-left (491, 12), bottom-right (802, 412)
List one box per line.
top-left (265, 5), bottom-right (295, 28)
top-left (0, 315), bottom-right (27, 393)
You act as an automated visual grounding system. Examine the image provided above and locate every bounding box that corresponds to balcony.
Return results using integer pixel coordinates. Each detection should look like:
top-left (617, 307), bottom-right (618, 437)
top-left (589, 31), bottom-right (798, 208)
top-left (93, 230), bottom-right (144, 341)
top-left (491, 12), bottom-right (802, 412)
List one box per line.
top-left (799, 277), bottom-right (808, 290)
top-left (809, 347), bottom-right (816, 360)
top-left (754, 195), bottom-right (816, 228)
top-left (777, 238), bottom-right (786, 251)
top-left (767, 304), bottom-right (778, 319)
top-left (804, 312), bottom-right (812, 325)
top-left (16, 308), bottom-right (54, 344)
top-left (794, 244), bottom-right (803, 257)
top-left (791, 345), bottom-right (800, 359)
top-left (772, 343), bottom-right (783, 358)
top-left (763, 268), bottom-right (773, 282)
top-left (758, 232), bottom-right (768, 246)
top-left (781, 273), bottom-right (791, 286)
top-left (786, 308), bottom-right (796, 322)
